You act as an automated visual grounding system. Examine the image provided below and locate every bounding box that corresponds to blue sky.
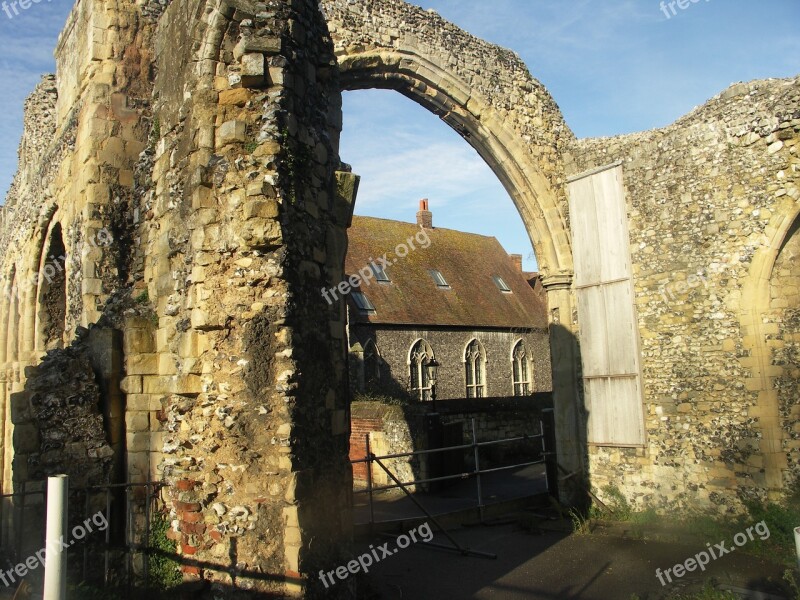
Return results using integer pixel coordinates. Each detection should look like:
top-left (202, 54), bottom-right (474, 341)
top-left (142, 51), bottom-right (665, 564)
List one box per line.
top-left (1, 1), bottom-right (799, 270)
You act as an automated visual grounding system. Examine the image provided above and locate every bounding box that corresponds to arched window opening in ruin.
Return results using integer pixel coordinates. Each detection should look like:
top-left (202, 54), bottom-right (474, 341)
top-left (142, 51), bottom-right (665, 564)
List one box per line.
top-left (363, 339), bottom-right (380, 390)
top-left (5, 266), bottom-right (19, 363)
top-left (767, 215), bottom-right (800, 489)
top-left (37, 223), bottom-right (67, 351)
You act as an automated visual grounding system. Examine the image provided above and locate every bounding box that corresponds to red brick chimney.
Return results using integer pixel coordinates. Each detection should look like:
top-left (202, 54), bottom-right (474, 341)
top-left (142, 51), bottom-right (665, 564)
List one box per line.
top-left (416, 199), bottom-right (432, 229)
top-left (510, 254), bottom-right (523, 272)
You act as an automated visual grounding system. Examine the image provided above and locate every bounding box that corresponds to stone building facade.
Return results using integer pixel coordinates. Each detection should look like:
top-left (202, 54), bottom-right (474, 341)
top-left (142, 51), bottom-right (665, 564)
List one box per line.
top-left (345, 206), bottom-right (551, 402)
top-left (0, 0), bottom-right (796, 596)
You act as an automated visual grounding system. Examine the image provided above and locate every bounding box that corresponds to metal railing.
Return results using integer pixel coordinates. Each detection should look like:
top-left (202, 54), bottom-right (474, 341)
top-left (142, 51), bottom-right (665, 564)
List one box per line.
top-left (352, 410), bottom-right (558, 527)
top-left (0, 479), bottom-right (169, 595)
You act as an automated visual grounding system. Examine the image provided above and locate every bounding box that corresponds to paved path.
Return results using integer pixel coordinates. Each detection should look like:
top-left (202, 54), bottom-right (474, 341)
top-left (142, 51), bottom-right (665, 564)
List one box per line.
top-left (356, 523), bottom-right (790, 600)
top-left (353, 464), bottom-right (548, 525)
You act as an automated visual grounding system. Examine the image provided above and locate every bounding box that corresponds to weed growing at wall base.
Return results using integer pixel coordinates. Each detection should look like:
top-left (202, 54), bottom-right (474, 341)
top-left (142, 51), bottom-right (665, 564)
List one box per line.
top-left (2, 0), bottom-right (53, 20)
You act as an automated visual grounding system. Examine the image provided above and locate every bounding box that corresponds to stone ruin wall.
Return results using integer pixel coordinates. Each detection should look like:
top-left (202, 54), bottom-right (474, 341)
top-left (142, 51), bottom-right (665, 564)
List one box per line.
top-left (0, 0), bottom-right (358, 595)
top-left (140, 0), bottom-right (359, 594)
top-left (0, 0), bottom-right (797, 595)
top-left (565, 77), bottom-right (800, 512)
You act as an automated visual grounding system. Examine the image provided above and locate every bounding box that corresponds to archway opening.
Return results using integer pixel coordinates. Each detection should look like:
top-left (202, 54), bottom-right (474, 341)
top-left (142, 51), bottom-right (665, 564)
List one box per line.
top-left (767, 215), bottom-right (800, 490)
top-left (339, 82), bottom-right (558, 511)
top-left (340, 89), bottom-right (538, 272)
top-left (37, 223), bottom-right (67, 351)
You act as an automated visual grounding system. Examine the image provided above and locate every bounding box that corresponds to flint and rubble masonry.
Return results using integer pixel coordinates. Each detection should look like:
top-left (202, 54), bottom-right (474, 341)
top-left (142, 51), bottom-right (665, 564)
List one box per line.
top-left (318, 522), bottom-right (434, 588)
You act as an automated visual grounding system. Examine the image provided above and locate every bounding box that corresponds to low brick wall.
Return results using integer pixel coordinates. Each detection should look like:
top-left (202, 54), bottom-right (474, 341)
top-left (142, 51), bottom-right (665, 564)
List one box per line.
top-left (349, 412), bottom-right (382, 482)
top-left (350, 402), bottom-right (419, 488)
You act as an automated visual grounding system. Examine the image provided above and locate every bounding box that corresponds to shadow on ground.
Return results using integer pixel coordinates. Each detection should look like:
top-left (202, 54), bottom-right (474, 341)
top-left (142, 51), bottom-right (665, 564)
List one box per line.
top-left (353, 520), bottom-right (792, 600)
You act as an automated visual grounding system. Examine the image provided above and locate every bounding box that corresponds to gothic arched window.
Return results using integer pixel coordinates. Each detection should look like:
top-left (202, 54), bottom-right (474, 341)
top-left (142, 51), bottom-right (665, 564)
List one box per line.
top-left (409, 339), bottom-right (434, 401)
top-left (512, 340), bottom-right (531, 396)
top-left (465, 339), bottom-right (486, 398)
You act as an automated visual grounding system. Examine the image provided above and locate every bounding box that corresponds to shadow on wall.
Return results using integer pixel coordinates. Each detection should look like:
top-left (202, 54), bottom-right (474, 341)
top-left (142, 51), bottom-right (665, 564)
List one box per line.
top-left (348, 323), bottom-right (590, 509)
top-left (4, 323), bottom-right (127, 559)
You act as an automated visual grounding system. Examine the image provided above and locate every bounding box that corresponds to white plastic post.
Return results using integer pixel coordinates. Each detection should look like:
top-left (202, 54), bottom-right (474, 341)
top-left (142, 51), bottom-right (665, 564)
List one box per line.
top-left (43, 474), bottom-right (68, 600)
top-left (795, 526), bottom-right (800, 571)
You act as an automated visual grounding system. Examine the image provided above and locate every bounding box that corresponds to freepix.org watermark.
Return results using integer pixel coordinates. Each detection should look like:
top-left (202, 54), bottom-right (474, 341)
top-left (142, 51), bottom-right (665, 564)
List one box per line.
top-left (318, 522), bottom-right (434, 589)
top-left (659, 272), bottom-right (709, 304)
top-left (655, 520), bottom-right (770, 586)
top-left (0, 510), bottom-right (109, 588)
top-left (659, 0), bottom-right (711, 20)
top-left (321, 227), bottom-right (431, 306)
top-left (2, 0), bottom-right (53, 20)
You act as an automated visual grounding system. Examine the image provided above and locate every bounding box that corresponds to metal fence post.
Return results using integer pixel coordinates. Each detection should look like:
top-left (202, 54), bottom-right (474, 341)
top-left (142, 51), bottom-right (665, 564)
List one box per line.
top-left (144, 480), bottom-right (151, 590)
top-left (104, 488), bottom-right (111, 589)
top-left (365, 434), bottom-right (374, 532)
top-left (16, 490), bottom-right (25, 560)
top-left (44, 474), bottom-right (68, 600)
top-left (541, 408), bottom-right (559, 500)
top-left (83, 489), bottom-right (90, 581)
top-left (471, 419), bottom-right (484, 522)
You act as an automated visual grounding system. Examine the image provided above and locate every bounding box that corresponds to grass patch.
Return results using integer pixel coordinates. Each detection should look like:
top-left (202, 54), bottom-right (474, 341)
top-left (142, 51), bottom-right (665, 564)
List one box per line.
top-left (629, 581), bottom-right (740, 600)
top-left (667, 581), bottom-right (740, 600)
top-left (584, 483), bottom-right (800, 568)
top-left (68, 581), bottom-right (125, 599)
top-left (569, 507), bottom-right (592, 535)
top-left (784, 569), bottom-right (800, 600)
top-left (743, 495), bottom-right (800, 561)
top-left (148, 511), bottom-right (183, 592)
top-left (679, 491), bottom-right (800, 566)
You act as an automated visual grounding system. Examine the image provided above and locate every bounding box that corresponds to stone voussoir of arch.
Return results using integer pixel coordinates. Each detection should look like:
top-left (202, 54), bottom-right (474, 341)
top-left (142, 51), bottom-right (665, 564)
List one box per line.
top-left (322, 0), bottom-right (576, 278)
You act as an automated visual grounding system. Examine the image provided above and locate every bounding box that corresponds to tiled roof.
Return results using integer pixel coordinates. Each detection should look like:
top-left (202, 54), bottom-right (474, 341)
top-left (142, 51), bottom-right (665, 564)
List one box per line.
top-left (344, 216), bottom-right (548, 329)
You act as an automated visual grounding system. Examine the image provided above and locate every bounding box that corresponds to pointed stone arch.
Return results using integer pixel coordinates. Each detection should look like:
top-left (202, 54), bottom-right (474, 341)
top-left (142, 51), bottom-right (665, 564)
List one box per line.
top-left (739, 196), bottom-right (800, 494)
top-left (322, 0), bottom-right (575, 277)
top-left (35, 222), bottom-right (67, 352)
top-left (323, 0), bottom-right (583, 490)
top-left (335, 51), bottom-right (571, 274)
